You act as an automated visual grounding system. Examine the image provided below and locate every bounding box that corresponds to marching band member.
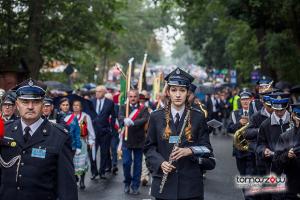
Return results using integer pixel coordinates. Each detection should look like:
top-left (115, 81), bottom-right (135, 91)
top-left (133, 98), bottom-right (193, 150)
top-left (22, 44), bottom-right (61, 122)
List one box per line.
top-left (256, 92), bottom-right (291, 199)
top-left (144, 67), bottom-right (215, 200)
top-left (228, 89), bottom-right (254, 200)
top-left (274, 103), bottom-right (300, 200)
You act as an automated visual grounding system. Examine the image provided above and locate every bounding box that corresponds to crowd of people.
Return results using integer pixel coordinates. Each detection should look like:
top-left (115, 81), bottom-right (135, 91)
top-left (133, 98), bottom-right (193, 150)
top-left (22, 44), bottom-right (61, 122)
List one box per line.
top-left (0, 68), bottom-right (300, 200)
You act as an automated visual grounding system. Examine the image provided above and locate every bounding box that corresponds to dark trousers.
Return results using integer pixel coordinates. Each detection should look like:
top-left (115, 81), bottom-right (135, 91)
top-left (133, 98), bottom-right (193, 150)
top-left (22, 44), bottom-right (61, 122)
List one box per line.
top-left (122, 146), bottom-right (143, 190)
top-left (89, 133), bottom-right (112, 176)
top-left (236, 156), bottom-right (256, 200)
top-left (105, 132), bottom-right (119, 170)
top-left (111, 133), bottom-right (119, 167)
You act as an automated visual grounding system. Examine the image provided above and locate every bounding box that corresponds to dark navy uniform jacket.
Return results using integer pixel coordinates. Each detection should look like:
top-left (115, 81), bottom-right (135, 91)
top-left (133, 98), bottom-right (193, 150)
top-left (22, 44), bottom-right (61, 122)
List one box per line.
top-left (256, 112), bottom-right (291, 173)
top-left (274, 127), bottom-right (300, 194)
top-left (245, 108), bottom-right (270, 153)
top-left (249, 99), bottom-right (263, 117)
top-left (144, 107), bottom-right (215, 200)
top-left (228, 109), bottom-right (253, 158)
top-left (0, 119), bottom-right (77, 200)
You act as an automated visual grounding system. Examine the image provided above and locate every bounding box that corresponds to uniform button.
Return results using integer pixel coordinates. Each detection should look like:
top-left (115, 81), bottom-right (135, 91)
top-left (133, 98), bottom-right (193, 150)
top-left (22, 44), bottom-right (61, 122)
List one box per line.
top-left (22, 151), bottom-right (26, 154)
top-left (17, 186), bottom-right (20, 190)
top-left (19, 174), bottom-right (22, 178)
top-left (21, 162), bottom-right (24, 166)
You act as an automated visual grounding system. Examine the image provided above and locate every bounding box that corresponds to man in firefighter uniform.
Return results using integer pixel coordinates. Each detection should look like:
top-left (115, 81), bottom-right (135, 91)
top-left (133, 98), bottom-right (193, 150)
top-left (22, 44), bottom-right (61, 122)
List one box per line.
top-left (256, 92), bottom-right (291, 199)
top-left (249, 76), bottom-right (273, 117)
top-left (245, 91), bottom-right (275, 176)
top-left (274, 103), bottom-right (300, 199)
top-left (228, 89), bottom-right (255, 200)
top-left (1, 91), bottom-right (18, 122)
top-left (0, 79), bottom-right (77, 200)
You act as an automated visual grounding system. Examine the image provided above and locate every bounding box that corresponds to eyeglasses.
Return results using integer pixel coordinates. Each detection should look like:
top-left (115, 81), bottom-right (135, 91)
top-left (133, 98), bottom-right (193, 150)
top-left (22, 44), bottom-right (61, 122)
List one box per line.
top-left (2, 104), bottom-right (13, 108)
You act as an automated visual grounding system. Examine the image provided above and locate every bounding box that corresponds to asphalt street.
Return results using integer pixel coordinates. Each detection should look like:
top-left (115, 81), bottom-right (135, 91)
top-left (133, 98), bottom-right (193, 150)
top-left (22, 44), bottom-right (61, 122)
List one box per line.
top-left (79, 133), bottom-right (243, 200)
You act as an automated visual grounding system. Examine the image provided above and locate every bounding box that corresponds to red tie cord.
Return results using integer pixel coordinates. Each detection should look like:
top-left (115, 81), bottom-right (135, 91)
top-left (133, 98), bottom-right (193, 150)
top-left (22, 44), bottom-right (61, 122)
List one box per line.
top-left (0, 116), bottom-right (4, 139)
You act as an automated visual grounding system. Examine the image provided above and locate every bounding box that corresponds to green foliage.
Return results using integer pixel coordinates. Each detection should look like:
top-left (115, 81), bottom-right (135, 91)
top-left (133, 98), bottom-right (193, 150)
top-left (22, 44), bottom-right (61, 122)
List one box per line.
top-left (39, 72), bottom-right (69, 84)
top-left (1, 0), bottom-right (171, 84)
top-left (159, 0), bottom-right (300, 83)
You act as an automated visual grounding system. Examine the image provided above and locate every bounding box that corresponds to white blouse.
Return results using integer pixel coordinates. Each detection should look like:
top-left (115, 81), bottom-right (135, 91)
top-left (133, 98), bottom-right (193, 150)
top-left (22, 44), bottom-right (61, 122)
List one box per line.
top-left (75, 112), bottom-right (96, 145)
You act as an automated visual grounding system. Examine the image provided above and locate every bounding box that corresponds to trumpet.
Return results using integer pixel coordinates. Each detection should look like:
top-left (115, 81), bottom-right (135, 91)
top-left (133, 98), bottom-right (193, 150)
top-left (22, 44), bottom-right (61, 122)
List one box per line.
top-left (233, 122), bottom-right (249, 151)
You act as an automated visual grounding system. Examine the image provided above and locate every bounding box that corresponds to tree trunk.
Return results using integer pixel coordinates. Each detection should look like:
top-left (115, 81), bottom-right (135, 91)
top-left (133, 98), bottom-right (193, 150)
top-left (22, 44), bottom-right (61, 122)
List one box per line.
top-left (3, 0), bottom-right (13, 58)
top-left (25, 0), bottom-right (44, 79)
top-left (255, 28), bottom-right (277, 81)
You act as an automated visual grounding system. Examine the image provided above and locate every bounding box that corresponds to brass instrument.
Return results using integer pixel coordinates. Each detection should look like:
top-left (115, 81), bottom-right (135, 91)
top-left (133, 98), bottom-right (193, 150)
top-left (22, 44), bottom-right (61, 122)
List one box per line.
top-left (233, 122), bottom-right (249, 151)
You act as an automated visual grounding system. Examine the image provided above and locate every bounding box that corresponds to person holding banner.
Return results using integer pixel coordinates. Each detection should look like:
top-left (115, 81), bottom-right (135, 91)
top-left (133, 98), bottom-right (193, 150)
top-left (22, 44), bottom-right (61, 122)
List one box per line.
top-left (144, 67), bottom-right (215, 200)
top-left (119, 89), bottom-right (150, 195)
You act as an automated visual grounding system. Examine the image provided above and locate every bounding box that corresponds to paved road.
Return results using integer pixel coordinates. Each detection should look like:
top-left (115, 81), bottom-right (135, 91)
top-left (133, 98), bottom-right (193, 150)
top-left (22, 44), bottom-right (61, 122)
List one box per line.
top-left (79, 133), bottom-right (243, 200)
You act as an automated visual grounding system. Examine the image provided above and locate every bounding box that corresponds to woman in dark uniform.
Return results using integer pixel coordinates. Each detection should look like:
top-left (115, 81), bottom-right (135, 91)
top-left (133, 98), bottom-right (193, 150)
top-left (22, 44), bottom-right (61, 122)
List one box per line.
top-left (144, 67), bottom-right (215, 200)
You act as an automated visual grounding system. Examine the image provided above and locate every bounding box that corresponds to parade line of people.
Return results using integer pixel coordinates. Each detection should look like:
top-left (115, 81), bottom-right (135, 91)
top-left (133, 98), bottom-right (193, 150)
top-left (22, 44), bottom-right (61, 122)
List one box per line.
top-left (0, 68), bottom-right (300, 200)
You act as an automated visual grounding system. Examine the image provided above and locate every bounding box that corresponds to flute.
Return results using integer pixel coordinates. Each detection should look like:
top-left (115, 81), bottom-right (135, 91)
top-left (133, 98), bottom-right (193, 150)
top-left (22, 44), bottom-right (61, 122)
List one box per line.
top-left (159, 109), bottom-right (190, 194)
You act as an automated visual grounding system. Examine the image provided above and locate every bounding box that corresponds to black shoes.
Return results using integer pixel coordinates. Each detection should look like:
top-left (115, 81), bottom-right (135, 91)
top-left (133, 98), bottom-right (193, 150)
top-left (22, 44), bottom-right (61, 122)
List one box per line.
top-left (100, 174), bottom-right (107, 179)
top-left (112, 166), bottom-right (118, 175)
top-left (141, 178), bottom-right (148, 186)
top-left (79, 179), bottom-right (85, 190)
top-left (79, 174), bottom-right (86, 190)
top-left (90, 174), bottom-right (98, 180)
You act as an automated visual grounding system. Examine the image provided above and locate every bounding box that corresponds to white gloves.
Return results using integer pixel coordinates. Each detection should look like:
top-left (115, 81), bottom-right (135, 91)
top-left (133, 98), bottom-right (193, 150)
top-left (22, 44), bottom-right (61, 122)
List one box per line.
top-left (75, 148), bottom-right (81, 155)
top-left (124, 118), bottom-right (134, 126)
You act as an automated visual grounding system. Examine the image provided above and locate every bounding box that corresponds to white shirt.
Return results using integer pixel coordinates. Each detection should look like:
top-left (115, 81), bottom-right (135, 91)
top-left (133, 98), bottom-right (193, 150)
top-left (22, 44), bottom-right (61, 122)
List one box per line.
top-left (211, 96), bottom-right (217, 112)
top-left (96, 98), bottom-right (105, 114)
top-left (171, 105), bottom-right (185, 121)
top-left (262, 108), bottom-right (271, 117)
top-left (21, 117), bottom-right (44, 136)
top-left (75, 112), bottom-right (96, 145)
top-left (242, 109), bottom-right (249, 116)
top-left (274, 110), bottom-right (288, 125)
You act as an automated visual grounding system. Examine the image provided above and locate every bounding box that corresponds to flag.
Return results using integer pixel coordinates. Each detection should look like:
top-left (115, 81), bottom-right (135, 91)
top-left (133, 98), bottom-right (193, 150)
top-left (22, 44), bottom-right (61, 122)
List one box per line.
top-left (152, 72), bottom-right (164, 100)
top-left (138, 53), bottom-right (148, 92)
top-left (119, 76), bottom-right (127, 105)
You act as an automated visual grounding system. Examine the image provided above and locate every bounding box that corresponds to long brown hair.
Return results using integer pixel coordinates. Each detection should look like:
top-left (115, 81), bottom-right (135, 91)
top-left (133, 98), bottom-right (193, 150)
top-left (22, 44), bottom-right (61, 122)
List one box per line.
top-left (163, 86), bottom-right (192, 142)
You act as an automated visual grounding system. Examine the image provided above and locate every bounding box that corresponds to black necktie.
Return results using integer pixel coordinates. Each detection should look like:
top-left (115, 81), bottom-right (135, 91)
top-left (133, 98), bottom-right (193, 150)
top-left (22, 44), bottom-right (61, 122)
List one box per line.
top-left (279, 118), bottom-right (283, 133)
top-left (175, 113), bottom-right (180, 129)
top-left (97, 99), bottom-right (102, 114)
top-left (24, 126), bottom-right (31, 143)
top-left (279, 118), bottom-right (283, 126)
top-left (244, 111), bottom-right (248, 116)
